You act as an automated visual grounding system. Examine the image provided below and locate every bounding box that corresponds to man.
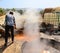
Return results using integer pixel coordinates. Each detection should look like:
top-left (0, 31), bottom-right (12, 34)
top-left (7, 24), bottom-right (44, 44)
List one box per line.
top-left (4, 11), bottom-right (16, 46)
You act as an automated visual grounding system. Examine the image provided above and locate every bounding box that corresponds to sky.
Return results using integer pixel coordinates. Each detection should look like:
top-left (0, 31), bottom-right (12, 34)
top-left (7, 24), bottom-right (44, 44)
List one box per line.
top-left (0, 0), bottom-right (60, 9)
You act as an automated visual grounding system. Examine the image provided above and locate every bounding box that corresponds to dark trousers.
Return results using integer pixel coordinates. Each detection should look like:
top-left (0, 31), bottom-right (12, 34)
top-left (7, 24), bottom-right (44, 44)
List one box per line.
top-left (5, 25), bottom-right (14, 44)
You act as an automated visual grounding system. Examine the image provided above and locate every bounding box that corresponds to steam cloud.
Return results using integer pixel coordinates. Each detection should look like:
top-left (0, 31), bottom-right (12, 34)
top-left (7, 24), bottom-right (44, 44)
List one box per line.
top-left (23, 9), bottom-right (45, 53)
top-left (6, 9), bottom-right (60, 53)
top-left (22, 9), bottom-right (59, 53)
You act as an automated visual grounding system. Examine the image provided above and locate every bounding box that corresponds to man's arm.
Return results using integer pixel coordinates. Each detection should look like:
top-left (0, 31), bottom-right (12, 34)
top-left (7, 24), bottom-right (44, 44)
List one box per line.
top-left (13, 17), bottom-right (16, 28)
top-left (13, 17), bottom-right (16, 25)
top-left (4, 15), bottom-right (7, 25)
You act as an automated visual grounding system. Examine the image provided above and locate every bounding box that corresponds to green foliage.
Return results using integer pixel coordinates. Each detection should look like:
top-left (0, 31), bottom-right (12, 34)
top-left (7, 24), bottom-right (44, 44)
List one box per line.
top-left (17, 10), bottom-right (24, 15)
top-left (40, 10), bottom-right (44, 14)
top-left (5, 9), bottom-right (10, 12)
top-left (39, 10), bottom-right (44, 18)
top-left (11, 8), bottom-right (16, 11)
top-left (0, 8), bottom-right (25, 16)
top-left (0, 8), bottom-right (6, 16)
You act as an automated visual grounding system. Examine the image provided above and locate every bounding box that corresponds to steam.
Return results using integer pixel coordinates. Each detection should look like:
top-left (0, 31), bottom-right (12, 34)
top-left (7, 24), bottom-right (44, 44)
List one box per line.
top-left (23, 9), bottom-right (45, 53)
top-left (6, 10), bottom-right (60, 53)
top-left (22, 9), bottom-right (60, 53)
top-left (24, 9), bottom-right (40, 37)
top-left (13, 11), bottom-right (25, 29)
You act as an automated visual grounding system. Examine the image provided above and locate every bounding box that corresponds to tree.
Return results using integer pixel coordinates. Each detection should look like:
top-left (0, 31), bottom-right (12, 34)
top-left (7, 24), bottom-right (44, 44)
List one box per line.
top-left (5, 8), bottom-right (10, 12)
top-left (39, 10), bottom-right (44, 18)
top-left (17, 9), bottom-right (24, 15)
top-left (0, 8), bottom-right (6, 16)
top-left (11, 8), bottom-right (16, 11)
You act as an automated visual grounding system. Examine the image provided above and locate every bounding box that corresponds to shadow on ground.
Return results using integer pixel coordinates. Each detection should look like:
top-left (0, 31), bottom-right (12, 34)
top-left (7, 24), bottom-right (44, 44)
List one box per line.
top-left (50, 40), bottom-right (60, 51)
top-left (40, 38), bottom-right (60, 51)
top-left (0, 42), bottom-right (13, 53)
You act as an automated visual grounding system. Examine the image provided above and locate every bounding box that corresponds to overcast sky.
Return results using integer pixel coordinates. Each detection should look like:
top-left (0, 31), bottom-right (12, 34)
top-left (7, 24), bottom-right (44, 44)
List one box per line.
top-left (0, 0), bottom-right (60, 8)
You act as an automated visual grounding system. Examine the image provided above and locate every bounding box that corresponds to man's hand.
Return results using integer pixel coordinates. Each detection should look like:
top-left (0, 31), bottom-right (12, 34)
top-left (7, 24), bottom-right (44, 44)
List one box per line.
top-left (14, 24), bottom-right (16, 29)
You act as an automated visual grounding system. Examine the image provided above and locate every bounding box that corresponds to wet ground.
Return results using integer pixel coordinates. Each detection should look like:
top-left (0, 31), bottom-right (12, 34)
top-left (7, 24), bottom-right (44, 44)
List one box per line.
top-left (0, 33), bottom-right (60, 53)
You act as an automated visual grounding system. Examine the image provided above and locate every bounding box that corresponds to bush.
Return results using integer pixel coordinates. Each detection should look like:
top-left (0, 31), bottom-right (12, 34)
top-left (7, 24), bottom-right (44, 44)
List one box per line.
top-left (0, 8), bottom-right (6, 16)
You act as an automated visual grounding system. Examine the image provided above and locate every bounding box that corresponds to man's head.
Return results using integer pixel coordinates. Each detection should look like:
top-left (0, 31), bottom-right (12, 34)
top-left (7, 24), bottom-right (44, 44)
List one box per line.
top-left (9, 11), bottom-right (13, 15)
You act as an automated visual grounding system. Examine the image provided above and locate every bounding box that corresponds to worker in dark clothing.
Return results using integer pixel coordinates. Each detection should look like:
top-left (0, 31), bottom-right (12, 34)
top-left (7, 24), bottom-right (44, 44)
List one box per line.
top-left (4, 11), bottom-right (16, 46)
